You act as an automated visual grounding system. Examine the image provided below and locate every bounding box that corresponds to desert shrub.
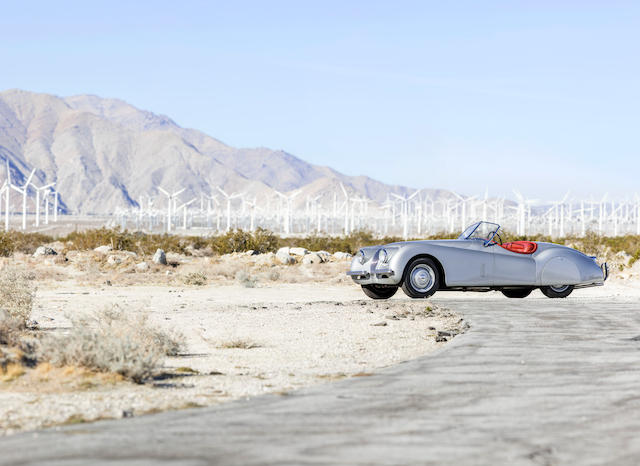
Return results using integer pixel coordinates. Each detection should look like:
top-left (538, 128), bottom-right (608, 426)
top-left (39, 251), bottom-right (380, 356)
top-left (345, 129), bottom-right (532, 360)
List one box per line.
top-left (183, 271), bottom-right (207, 286)
top-left (209, 228), bottom-right (278, 254)
top-left (0, 231), bottom-right (54, 256)
top-left (0, 268), bottom-right (36, 331)
top-left (41, 306), bottom-right (185, 383)
top-left (235, 270), bottom-right (257, 288)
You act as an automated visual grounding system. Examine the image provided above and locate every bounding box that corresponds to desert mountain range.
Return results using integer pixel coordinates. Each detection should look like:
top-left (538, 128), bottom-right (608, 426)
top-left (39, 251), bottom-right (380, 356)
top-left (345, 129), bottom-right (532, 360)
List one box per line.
top-left (0, 89), bottom-right (453, 214)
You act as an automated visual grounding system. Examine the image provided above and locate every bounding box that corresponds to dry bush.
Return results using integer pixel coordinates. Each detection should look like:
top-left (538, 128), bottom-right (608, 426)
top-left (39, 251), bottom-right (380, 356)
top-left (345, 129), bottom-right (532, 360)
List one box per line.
top-left (41, 306), bottom-right (185, 383)
top-left (183, 271), bottom-right (207, 286)
top-left (0, 231), bottom-right (54, 256)
top-left (235, 270), bottom-right (257, 288)
top-left (219, 339), bottom-right (261, 349)
top-left (0, 268), bottom-right (36, 347)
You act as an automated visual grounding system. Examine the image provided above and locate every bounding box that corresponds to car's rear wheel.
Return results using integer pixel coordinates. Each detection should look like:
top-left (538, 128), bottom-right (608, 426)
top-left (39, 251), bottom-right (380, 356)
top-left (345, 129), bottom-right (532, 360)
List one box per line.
top-left (401, 258), bottom-right (440, 298)
top-left (361, 284), bottom-right (398, 300)
top-left (501, 288), bottom-right (533, 298)
top-left (541, 285), bottom-right (574, 298)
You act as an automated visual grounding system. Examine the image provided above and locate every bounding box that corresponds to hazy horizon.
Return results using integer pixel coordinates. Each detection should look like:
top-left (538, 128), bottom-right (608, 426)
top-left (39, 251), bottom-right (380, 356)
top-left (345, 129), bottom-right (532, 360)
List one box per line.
top-left (1, 1), bottom-right (639, 200)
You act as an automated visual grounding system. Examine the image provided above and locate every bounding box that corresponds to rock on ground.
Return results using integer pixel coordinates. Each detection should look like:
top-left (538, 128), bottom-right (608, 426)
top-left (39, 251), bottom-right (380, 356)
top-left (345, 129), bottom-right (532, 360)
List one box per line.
top-left (153, 249), bottom-right (167, 265)
top-left (290, 247), bottom-right (309, 257)
top-left (33, 246), bottom-right (57, 257)
top-left (94, 245), bottom-right (113, 254)
top-left (135, 262), bottom-right (150, 272)
top-left (302, 253), bottom-right (323, 265)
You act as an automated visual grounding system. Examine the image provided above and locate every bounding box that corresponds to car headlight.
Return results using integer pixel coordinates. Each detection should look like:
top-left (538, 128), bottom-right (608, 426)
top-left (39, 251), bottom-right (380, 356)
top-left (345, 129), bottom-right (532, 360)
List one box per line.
top-left (379, 248), bottom-right (389, 264)
top-left (357, 250), bottom-right (366, 264)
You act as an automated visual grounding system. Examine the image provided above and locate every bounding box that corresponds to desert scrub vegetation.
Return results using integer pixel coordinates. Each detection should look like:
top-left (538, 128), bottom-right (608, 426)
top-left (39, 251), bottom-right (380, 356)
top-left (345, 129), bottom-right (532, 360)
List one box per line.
top-left (183, 271), bottom-right (208, 286)
top-left (1, 226), bottom-right (639, 266)
top-left (41, 306), bottom-right (185, 383)
top-left (235, 270), bottom-right (258, 288)
top-left (0, 268), bottom-right (36, 347)
top-left (0, 231), bottom-right (53, 256)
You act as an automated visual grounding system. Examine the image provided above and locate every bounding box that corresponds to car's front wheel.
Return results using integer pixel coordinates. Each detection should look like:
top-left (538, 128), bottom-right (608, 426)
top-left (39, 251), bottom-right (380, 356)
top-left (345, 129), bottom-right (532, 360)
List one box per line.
top-left (401, 258), bottom-right (440, 298)
top-left (361, 284), bottom-right (398, 300)
top-left (541, 285), bottom-right (574, 298)
top-left (501, 288), bottom-right (533, 298)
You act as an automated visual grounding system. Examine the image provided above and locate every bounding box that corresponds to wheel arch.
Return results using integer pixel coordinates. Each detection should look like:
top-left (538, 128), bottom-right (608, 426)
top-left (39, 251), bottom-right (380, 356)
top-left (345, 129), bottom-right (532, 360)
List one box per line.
top-left (401, 254), bottom-right (447, 288)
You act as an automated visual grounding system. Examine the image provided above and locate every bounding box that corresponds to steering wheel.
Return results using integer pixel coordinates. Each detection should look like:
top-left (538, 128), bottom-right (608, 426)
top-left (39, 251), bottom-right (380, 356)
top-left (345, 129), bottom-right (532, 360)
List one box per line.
top-left (488, 230), bottom-right (503, 246)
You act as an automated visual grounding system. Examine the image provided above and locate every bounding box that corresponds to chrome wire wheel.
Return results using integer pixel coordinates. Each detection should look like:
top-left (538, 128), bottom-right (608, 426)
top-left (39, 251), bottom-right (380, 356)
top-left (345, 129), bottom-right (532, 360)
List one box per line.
top-left (402, 258), bottom-right (440, 298)
top-left (410, 264), bottom-right (436, 293)
top-left (549, 285), bottom-right (570, 293)
top-left (541, 284), bottom-right (574, 298)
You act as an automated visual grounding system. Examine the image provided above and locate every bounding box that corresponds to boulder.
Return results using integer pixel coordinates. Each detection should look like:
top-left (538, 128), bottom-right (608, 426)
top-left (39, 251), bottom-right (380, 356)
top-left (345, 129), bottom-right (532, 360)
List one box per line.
top-left (302, 252), bottom-right (323, 265)
top-left (276, 247), bottom-right (290, 256)
top-left (315, 250), bottom-right (331, 262)
top-left (290, 247), bottom-right (309, 257)
top-left (275, 250), bottom-right (295, 265)
top-left (135, 262), bottom-right (150, 272)
top-left (333, 251), bottom-right (353, 260)
top-left (153, 249), bottom-right (167, 265)
top-left (33, 246), bottom-right (57, 257)
top-left (94, 245), bottom-right (113, 254)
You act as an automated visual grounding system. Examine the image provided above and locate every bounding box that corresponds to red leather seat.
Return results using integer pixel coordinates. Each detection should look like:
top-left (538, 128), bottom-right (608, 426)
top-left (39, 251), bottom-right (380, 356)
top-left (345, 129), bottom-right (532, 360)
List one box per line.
top-left (500, 241), bottom-right (538, 254)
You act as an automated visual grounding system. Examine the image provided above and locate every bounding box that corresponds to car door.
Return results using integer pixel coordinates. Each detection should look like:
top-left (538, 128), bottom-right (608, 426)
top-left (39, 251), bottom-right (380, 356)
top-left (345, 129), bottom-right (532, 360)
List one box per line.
top-left (441, 240), bottom-right (494, 286)
top-left (490, 245), bottom-right (537, 285)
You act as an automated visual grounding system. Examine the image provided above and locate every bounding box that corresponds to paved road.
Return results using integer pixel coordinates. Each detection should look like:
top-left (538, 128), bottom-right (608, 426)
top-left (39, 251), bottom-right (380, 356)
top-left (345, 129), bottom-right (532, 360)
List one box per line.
top-left (2, 297), bottom-right (640, 465)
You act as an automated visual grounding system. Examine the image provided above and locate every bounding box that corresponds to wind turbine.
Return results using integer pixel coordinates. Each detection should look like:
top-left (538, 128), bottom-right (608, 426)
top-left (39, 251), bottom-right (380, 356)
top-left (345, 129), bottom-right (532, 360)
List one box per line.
top-left (598, 193), bottom-right (608, 234)
top-left (2, 161), bottom-right (10, 231)
top-left (216, 187), bottom-right (242, 232)
top-left (513, 190), bottom-right (540, 236)
top-left (177, 198), bottom-right (197, 230)
top-left (158, 187), bottom-right (186, 233)
top-left (339, 183), bottom-right (351, 235)
top-left (391, 189), bottom-right (421, 240)
top-left (30, 180), bottom-right (55, 228)
top-left (10, 168), bottom-right (36, 230)
top-left (0, 180), bottom-right (7, 232)
top-left (274, 189), bottom-right (300, 235)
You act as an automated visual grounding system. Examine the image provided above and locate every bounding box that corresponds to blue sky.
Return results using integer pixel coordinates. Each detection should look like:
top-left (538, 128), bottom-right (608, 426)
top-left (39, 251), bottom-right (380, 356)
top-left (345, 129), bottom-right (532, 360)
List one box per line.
top-left (1, 1), bottom-right (638, 200)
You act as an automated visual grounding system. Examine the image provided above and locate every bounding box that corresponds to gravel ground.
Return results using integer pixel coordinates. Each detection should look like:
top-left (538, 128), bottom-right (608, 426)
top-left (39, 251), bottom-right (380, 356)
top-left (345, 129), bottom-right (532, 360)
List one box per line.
top-left (0, 281), bottom-right (465, 435)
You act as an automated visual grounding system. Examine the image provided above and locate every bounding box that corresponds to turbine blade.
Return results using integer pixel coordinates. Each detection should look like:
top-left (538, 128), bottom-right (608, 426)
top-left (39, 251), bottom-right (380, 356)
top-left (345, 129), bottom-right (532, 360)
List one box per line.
top-left (24, 169), bottom-right (36, 188)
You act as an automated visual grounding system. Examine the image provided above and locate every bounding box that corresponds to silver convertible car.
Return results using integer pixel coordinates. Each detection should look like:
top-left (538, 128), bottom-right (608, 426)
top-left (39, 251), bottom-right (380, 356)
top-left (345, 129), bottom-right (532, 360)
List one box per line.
top-left (348, 221), bottom-right (608, 299)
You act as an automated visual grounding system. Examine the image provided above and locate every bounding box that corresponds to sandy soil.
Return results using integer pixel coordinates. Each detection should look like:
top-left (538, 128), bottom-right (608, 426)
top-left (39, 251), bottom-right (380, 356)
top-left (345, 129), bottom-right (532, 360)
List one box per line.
top-left (0, 255), bottom-right (467, 435)
top-left (0, 248), bottom-right (636, 436)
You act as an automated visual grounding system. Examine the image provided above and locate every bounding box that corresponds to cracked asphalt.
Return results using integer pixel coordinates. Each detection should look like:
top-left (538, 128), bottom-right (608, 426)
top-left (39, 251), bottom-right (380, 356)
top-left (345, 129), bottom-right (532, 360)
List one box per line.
top-left (1, 295), bottom-right (639, 465)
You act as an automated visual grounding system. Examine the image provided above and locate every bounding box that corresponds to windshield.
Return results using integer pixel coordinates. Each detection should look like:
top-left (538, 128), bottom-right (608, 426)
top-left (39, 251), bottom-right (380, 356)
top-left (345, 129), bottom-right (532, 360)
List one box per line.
top-left (458, 221), bottom-right (501, 242)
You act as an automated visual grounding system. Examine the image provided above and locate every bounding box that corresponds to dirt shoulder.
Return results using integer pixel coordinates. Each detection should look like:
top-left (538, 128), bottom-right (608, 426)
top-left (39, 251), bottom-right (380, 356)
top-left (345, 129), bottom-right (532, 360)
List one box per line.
top-left (0, 267), bottom-right (466, 435)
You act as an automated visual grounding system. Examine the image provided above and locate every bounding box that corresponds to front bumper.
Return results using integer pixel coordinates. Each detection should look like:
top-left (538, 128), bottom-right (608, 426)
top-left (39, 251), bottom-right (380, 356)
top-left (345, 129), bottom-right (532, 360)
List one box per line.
top-left (347, 269), bottom-right (396, 282)
top-left (347, 259), bottom-right (399, 285)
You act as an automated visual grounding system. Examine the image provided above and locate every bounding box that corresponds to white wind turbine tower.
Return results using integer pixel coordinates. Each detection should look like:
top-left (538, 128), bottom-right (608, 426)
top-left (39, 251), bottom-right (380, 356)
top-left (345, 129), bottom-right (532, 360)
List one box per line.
top-left (598, 193), bottom-right (608, 234)
top-left (635, 193), bottom-right (640, 235)
top-left (339, 183), bottom-right (351, 235)
top-left (0, 180), bottom-right (7, 232)
top-left (391, 189), bottom-right (421, 240)
top-left (10, 168), bottom-right (36, 231)
top-left (158, 187), bottom-right (186, 233)
top-left (2, 161), bottom-right (10, 231)
top-left (274, 189), bottom-right (300, 235)
top-left (512, 190), bottom-right (539, 236)
top-left (451, 192), bottom-right (475, 232)
top-left (216, 187), bottom-right (242, 232)
top-left (177, 198), bottom-right (197, 229)
top-left (30, 180), bottom-right (55, 228)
